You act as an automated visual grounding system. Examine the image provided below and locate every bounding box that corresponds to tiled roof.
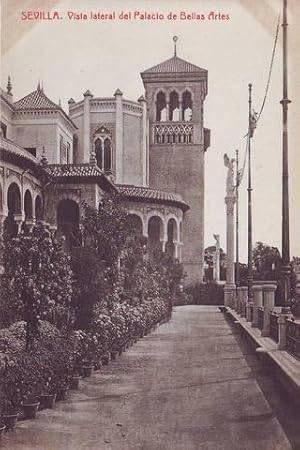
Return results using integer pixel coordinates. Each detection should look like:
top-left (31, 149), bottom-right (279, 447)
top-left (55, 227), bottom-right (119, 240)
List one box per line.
top-left (45, 164), bottom-right (104, 178)
top-left (142, 56), bottom-right (205, 74)
top-left (0, 137), bottom-right (38, 163)
top-left (14, 86), bottom-right (59, 110)
top-left (117, 185), bottom-right (189, 211)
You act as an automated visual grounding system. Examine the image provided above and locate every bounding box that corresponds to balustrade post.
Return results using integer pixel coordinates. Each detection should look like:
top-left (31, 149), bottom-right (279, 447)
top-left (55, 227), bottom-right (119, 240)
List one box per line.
top-left (278, 311), bottom-right (294, 350)
top-left (261, 283), bottom-right (276, 337)
top-left (246, 302), bottom-right (253, 322)
top-left (252, 285), bottom-right (263, 327)
top-left (236, 287), bottom-right (242, 314)
top-left (240, 287), bottom-right (248, 317)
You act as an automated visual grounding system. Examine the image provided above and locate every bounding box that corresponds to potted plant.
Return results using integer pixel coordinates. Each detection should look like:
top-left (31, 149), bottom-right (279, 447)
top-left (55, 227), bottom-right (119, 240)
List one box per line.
top-left (1, 400), bottom-right (19, 431)
top-left (39, 374), bottom-right (57, 409)
top-left (101, 353), bottom-right (110, 365)
top-left (0, 423), bottom-right (6, 438)
top-left (22, 397), bottom-right (40, 420)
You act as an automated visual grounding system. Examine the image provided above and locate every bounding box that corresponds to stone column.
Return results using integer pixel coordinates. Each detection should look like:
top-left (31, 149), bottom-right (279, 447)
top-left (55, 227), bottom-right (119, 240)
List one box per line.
top-left (83, 90), bottom-right (93, 163)
top-left (174, 241), bottom-right (179, 259)
top-left (224, 196), bottom-right (236, 307)
top-left (114, 89), bottom-right (124, 184)
top-left (213, 234), bottom-right (220, 282)
top-left (166, 101), bottom-right (170, 121)
top-left (161, 219), bottom-right (168, 253)
top-left (142, 219), bottom-right (148, 239)
top-left (252, 285), bottom-right (263, 327)
top-left (261, 283), bottom-right (276, 336)
top-left (14, 213), bottom-right (24, 233)
top-left (138, 95), bottom-right (148, 187)
top-left (179, 100), bottom-right (183, 121)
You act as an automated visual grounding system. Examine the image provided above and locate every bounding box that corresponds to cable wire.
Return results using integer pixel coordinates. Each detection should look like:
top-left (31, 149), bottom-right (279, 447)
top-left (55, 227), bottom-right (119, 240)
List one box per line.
top-left (256, 13), bottom-right (281, 123)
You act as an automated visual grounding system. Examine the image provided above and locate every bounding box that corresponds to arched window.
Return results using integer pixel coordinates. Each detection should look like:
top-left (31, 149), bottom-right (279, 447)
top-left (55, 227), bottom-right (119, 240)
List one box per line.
top-left (182, 91), bottom-right (193, 121)
top-left (156, 91), bottom-right (166, 122)
top-left (35, 195), bottom-right (43, 221)
top-left (148, 216), bottom-right (163, 261)
top-left (94, 137), bottom-right (112, 172)
top-left (169, 91), bottom-right (179, 121)
top-left (24, 190), bottom-right (33, 219)
top-left (104, 138), bottom-right (112, 172)
top-left (7, 183), bottom-right (21, 215)
top-left (95, 138), bottom-right (102, 168)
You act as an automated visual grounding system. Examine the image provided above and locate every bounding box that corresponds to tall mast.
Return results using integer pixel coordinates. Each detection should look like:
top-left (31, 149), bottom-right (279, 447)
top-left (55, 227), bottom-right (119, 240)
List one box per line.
top-left (281, 0), bottom-right (291, 305)
top-left (247, 84), bottom-right (254, 304)
top-left (235, 149), bottom-right (240, 287)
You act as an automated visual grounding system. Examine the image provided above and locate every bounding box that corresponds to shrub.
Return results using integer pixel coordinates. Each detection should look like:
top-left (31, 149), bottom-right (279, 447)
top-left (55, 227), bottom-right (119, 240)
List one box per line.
top-left (185, 282), bottom-right (224, 305)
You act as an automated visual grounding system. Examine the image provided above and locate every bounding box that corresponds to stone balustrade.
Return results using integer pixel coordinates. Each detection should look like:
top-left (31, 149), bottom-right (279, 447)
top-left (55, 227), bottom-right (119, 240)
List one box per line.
top-left (228, 281), bottom-right (300, 359)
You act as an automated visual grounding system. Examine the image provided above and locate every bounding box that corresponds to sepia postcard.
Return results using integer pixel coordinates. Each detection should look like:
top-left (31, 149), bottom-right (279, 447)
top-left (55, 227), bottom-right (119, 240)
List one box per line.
top-left (0, 0), bottom-right (299, 449)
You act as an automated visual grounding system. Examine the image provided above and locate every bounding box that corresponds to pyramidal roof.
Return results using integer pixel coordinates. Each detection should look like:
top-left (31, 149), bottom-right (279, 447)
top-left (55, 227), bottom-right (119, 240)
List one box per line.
top-left (142, 55), bottom-right (206, 74)
top-left (14, 84), bottom-right (59, 110)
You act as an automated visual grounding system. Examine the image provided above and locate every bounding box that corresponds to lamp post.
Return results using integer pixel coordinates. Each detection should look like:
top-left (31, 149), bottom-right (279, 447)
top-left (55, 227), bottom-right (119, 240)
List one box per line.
top-left (280, 0), bottom-right (291, 306)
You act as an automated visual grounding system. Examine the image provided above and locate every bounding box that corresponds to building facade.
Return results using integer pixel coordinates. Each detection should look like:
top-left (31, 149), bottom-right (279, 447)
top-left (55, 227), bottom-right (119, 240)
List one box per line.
top-left (0, 50), bottom-right (210, 282)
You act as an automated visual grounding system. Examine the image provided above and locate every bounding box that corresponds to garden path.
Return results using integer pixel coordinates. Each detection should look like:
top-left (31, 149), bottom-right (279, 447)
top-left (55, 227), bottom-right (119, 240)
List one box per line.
top-left (2, 305), bottom-right (299, 450)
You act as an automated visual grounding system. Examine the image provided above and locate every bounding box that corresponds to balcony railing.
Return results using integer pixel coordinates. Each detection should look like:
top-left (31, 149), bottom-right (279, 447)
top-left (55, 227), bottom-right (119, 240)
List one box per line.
top-left (153, 122), bottom-right (194, 145)
top-left (286, 319), bottom-right (300, 360)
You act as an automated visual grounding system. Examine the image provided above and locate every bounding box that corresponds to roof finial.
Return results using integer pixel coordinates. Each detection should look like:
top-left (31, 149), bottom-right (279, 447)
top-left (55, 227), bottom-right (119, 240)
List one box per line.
top-left (173, 36), bottom-right (178, 57)
top-left (7, 76), bottom-right (12, 95)
top-left (37, 79), bottom-right (41, 91)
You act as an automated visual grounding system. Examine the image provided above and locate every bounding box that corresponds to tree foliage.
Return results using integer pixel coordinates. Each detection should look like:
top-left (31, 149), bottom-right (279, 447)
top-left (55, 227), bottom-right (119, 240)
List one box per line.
top-left (1, 224), bottom-right (72, 348)
top-left (253, 241), bottom-right (282, 281)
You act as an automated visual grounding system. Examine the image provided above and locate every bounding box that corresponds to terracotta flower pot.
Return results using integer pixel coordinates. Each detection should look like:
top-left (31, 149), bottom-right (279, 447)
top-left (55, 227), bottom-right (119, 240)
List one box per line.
top-left (94, 361), bottom-right (101, 371)
top-left (56, 386), bottom-right (69, 401)
top-left (101, 355), bottom-right (110, 365)
top-left (81, 365), bottom-right (94, 378)
top-left (40, 393), bottom-right (57, 409)
top-left (0, 423), bottom-right (6, 438)
top-left (22, 402), bottom-right (40, 420)
top-left (69, 376), bottom-right (80, 390)
top-left (2, 413), bottom-right (18, 431)
top-left (110, 351), bottom-right (117, 361)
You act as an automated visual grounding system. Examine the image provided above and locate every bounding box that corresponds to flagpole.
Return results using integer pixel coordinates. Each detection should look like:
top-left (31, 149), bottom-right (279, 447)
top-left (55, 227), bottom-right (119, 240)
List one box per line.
top-left (235, 149), bottom-right (240, 287)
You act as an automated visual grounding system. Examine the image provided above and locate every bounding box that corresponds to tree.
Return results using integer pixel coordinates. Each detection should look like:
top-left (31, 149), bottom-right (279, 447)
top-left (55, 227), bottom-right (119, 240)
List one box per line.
top-left (1, 223), bottom-right (72, 348)
top-left (71, 197), bottom-right (129, 330)
top-left (253, 241), bottom-right (282, 281)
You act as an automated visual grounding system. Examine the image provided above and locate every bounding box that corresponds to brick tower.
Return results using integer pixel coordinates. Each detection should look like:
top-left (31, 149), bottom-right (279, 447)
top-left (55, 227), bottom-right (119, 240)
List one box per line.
top-left (141, 40), bottom-right (210, 282)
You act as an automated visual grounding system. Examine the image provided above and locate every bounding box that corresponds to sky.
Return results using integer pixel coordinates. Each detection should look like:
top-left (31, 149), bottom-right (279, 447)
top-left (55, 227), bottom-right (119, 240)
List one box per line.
top-left (1, 0), bottom-right (299, 262)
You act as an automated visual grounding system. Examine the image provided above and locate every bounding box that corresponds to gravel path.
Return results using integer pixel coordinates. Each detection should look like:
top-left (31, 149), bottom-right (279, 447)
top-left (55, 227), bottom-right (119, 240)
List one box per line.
top-left (2, 305), bottom-right (297, 450)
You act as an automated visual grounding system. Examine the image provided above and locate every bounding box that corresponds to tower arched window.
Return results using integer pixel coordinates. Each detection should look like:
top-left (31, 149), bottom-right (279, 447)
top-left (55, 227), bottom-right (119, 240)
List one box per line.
top-left (95, 138), bottom-right (102, 168)
top-left (169, 91), bottom-right (179, 121)
top-left (94, 136), bottom-right (112, 172)
top-left (182, 90), bottom-right (193, 121)
top-left (104, 138), bottom-right (112, 172)
top-left (156, 91), bottom-right (166, 122)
